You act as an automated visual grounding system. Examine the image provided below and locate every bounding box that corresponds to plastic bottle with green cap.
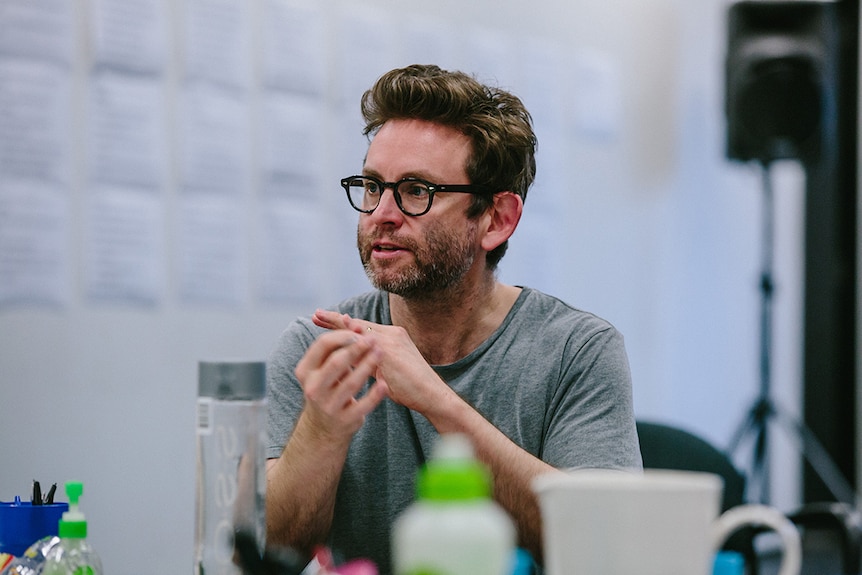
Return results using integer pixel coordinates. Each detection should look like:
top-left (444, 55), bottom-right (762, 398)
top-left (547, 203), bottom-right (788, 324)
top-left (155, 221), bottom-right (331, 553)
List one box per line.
top-left (392, 433), bottom-right (516, 575)
top-left (42, 482), bottom-right (102, 575)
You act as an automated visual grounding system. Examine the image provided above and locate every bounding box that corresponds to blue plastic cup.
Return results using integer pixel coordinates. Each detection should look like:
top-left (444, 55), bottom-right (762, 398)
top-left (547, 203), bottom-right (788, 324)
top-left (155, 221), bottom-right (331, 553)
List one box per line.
top-left (0, 499), bottom-right (68, 557)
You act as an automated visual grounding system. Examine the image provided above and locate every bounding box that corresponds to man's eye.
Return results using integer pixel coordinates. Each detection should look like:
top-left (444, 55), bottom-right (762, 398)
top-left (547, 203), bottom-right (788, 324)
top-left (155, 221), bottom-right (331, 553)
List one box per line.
top-left (364, 182), bottom-right (380, 194)
top-left (404, 184), bottom-right (430, 198)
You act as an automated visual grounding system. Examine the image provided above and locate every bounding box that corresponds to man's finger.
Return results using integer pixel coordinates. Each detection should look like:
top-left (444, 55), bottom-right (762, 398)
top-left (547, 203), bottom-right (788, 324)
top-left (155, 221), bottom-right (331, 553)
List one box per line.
top-left (312, 310), bottom-right (351, 330)
top-left (296, 330), bottom-right (362, 378)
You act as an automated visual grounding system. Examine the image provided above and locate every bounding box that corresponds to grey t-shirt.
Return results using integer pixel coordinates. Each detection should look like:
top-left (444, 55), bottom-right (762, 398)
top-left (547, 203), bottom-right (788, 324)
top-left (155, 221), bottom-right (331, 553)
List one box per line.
top-left (266, 287), bottom-right (641, 573)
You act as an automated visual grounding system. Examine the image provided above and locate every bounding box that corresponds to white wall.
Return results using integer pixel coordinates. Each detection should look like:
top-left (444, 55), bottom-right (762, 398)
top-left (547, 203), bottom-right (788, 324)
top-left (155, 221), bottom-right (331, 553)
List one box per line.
top-left (0, 0), bottom-right (810, 572)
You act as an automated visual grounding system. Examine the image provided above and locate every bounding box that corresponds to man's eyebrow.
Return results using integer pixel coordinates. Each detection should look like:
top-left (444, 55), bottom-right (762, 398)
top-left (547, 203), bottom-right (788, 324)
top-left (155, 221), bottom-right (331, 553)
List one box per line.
top-left (361, 168), bottom-right (445, 182)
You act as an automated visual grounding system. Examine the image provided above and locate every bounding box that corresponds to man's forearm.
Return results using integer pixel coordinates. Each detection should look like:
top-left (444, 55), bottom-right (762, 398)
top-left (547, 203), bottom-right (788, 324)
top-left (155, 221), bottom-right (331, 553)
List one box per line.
top-left (265, 415), bottom-right (351, 556)
top-left (478, 431), bottom-right (554, 563)
top-left (424, 390), bottom-right (553, 563)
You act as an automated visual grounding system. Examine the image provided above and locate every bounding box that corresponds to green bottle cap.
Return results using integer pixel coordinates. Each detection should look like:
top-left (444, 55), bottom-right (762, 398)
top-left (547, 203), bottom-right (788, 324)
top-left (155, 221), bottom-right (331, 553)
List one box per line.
top-left (416, 434), bottom-right (492, 501)
top-left (58, 481), bottom-right (88, 539)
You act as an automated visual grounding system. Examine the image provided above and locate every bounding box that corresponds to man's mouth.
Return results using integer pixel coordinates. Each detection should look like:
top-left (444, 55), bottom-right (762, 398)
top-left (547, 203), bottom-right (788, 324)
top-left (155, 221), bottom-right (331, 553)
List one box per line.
top-left (373, 242), bottom-right (405, 252)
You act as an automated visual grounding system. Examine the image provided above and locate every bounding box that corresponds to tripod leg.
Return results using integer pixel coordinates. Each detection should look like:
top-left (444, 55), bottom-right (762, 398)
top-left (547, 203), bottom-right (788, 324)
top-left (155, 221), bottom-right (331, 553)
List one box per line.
top-left (728, 404), bottom-right (760, 454)
top-left (728, 399), bottom-right (774, 504)
top-left (772, 406), bottom-right (858, 506)
top-left (753, 417), bottom-right (770, 504)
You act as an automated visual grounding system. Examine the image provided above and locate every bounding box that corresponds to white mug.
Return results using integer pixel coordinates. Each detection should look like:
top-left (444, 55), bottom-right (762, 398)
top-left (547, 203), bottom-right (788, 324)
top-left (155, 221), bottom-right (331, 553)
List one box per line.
top-left (533, 469), bottom-right (801, 575)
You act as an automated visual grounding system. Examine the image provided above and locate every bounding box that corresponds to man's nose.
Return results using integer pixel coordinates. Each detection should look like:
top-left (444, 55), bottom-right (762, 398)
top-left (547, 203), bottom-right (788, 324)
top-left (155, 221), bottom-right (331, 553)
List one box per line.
top-left (369, 187), bottom-right (404, 222)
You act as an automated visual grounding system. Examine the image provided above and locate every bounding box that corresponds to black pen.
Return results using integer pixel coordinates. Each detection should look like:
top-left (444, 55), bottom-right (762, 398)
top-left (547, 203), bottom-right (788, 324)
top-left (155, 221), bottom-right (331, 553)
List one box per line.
top-left (45, 483), bottom-right (57, 504)
top-left (32, 480), bottom-right (42, 506)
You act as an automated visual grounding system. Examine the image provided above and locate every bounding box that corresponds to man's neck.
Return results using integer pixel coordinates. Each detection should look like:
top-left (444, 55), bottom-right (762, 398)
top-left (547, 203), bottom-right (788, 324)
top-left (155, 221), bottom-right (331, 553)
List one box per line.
top-left (388, 273), bottom-right (522, 365)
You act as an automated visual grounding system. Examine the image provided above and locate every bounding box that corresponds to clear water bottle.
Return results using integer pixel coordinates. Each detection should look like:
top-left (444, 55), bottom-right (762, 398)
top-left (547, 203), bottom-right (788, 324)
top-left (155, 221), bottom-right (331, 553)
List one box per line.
top-left (392, 433), bottom-right (516, 575)
top-left (195, 361), bottom-right (267, 575)
top-left (1, 535), bottom-right (61, 575)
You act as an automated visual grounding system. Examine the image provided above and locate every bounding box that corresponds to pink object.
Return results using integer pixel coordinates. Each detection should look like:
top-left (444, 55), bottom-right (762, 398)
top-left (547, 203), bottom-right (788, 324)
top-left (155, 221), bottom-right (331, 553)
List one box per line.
top-left (333, 558), bottom-right (378, 575)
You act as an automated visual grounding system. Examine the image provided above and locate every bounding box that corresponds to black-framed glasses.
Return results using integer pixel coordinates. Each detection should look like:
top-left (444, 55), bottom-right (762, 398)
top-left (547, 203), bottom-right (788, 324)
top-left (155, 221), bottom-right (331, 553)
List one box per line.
top-left (340, 175), bottom-right (492, 217)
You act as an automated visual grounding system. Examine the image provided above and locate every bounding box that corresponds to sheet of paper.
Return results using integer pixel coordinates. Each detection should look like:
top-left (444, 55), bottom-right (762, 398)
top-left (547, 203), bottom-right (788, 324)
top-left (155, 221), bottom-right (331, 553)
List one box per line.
top-left (0, 0), bottom-right (75, 65)
top-left (179, 84), bottom-right (249, 194)
top-left (255, 197), bottom-right (322, 305)
top-left (90, 0), bottom-right (167, 73)
top-left (400, 15), bottom-right (459, 70)
top-left (572, 48), bottom-right (623, 141)
top-left (260, 0), bottom-right (326, 95)
top-left (498, 129), bottom-right (567, 292)
top-left (0, 179), bottom-right (70, 307)
top-left (182, 0), bottom-right (250, 89)
top-left (461, 27), bottom-right (513, 88)
top-left (518, 37), bottom-right (568, 133)
top-left (331, 205), bottom-right (371, 302)
top-left (499, 209), bottom-right (556, 293)
top-left (84, 186), bottom-right (164, 305)
top-left (259, 93), bottom-right (324, 196)
top-left (336, 5), bottom-right (398, 109)
top-left (529, 130), bottom-right (568, 222)
top-left (177, 194), bottom-right (246, 306)
top-left (0, 58), bottom-right (72, 184)
top-left (333, 110), bottom-right (368, 184)
top-left (89, 72), bottom-right (166, 188)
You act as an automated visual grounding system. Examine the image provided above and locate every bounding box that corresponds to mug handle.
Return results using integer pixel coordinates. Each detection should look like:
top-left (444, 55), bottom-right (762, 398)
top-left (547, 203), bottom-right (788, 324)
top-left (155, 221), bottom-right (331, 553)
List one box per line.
top-left (711, 504), bottom-right (802, 575)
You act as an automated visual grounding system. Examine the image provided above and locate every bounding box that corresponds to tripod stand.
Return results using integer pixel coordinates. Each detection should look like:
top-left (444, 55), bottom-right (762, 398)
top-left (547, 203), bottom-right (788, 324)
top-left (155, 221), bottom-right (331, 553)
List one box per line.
top-left (727, 160), bottom-right (857, 506)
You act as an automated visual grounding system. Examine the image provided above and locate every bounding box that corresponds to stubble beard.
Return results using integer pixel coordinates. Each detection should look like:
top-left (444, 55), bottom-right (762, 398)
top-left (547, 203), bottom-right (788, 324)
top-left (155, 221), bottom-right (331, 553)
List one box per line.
top-left (358, 222), bottom-right (478, 299)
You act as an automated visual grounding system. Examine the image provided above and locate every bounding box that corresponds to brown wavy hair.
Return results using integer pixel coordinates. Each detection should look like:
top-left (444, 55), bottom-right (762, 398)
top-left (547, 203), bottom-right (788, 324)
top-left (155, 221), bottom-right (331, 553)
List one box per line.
top-left (360, 64), bottom-right (537, 269)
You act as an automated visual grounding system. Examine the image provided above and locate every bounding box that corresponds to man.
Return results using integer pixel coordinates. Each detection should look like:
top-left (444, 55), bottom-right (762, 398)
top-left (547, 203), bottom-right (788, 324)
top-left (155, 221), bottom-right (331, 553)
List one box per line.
top-left (265, 64), bottom-right (641, 573)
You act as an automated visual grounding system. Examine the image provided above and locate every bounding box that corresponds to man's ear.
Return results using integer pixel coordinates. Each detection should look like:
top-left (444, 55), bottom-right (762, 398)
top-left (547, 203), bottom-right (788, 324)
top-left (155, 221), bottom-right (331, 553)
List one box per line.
top-left (481, 191), bottom-right (523, 253)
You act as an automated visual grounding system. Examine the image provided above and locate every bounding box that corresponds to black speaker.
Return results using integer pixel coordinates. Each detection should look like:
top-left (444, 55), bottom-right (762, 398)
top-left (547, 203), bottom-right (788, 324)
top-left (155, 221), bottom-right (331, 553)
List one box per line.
top-left (725, 1), bottom-right (839, 164)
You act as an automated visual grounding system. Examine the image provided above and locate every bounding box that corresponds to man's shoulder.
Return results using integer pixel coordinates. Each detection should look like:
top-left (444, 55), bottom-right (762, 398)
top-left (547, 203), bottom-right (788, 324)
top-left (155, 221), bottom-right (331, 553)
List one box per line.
top-left (333, 290), bottom-right (389, 322)
top-left (518, 287), bottom-right (616, 334)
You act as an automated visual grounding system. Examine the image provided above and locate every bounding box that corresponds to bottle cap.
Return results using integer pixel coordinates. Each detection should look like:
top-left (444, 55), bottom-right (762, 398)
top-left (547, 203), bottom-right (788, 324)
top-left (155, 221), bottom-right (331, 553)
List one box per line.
top-left (417, 434), bottom-right (492, 501)
top-left (713, 550), bottom-right (745, 575)
top-left (198, 361), bottom-right (266, 400)
top-left (58, 482), bottom-right (87, 539)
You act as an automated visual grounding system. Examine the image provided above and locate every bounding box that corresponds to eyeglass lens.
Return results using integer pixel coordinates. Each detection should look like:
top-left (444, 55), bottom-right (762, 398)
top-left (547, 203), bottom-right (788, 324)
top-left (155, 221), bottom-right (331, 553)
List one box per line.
top-left (345, 177), bottom-right (432, 216)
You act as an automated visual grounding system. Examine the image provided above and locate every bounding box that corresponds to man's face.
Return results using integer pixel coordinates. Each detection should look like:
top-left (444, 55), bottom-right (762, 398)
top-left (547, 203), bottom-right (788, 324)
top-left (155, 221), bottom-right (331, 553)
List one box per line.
top-left (357, 118), bottom-right (481, 298)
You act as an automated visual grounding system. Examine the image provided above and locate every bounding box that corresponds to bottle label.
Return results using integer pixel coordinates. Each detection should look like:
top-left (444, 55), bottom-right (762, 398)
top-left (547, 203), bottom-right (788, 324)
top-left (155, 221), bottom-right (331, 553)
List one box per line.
top-left (196, 398), bottom-right (213, 435)
top-left (74, 567), bottom-right (95, 575)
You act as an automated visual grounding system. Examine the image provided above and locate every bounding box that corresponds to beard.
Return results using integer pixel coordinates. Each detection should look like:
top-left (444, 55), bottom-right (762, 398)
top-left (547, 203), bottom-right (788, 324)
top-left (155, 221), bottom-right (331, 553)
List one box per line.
top-left (357, 222), bottom-right (478, 299)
